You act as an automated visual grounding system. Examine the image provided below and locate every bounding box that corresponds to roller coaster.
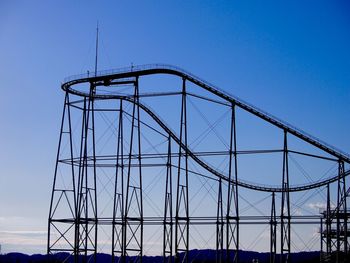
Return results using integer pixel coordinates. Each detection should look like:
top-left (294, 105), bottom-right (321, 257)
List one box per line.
top-left (48, 64), bottom-right (350, 262)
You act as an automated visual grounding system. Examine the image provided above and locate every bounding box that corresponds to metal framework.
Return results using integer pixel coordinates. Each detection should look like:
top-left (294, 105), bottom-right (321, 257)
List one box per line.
top-left (321, 163), bottom-right (350, 262)
top-left (48, 64), bottom-right (350, 263)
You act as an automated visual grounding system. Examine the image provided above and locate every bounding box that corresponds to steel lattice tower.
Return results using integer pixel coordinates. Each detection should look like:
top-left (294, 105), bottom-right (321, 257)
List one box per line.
top-left (48, 64), bottom-right (350, 263)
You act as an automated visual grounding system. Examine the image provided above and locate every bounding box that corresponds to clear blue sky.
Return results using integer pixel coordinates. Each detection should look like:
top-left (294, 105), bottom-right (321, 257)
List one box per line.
top-left (0, 0), bottom-right (349, 254)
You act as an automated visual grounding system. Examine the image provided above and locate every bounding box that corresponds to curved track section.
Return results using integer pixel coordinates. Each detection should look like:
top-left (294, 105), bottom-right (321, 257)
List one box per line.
top-left (61, 64), bottom-right (350, 192)
top-left (130, 97), bottom-right (350, 192)
top-left (62, 64), bottom-right (350, 163)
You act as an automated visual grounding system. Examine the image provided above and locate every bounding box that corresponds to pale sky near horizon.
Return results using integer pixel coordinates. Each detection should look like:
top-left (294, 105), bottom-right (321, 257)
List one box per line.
top-left (0, 0), bottom-right (350, 255)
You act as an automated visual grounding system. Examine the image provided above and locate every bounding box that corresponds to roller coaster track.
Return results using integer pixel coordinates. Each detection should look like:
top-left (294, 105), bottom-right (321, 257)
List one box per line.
top-left (133, 98), bottom-right (350, 192)
top-left (61, 64), bottom-right (350, 192)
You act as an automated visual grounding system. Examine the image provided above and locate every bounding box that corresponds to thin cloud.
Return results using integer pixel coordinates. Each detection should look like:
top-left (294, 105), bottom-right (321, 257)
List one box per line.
top-left (0, 230), bottom-right (47, 237)
top-left (306, 202), bottom-right (335, 211)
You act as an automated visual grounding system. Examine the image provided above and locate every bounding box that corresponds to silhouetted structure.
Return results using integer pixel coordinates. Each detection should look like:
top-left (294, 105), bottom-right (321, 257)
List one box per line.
top-left (48, 64), bottom-right (350, 263)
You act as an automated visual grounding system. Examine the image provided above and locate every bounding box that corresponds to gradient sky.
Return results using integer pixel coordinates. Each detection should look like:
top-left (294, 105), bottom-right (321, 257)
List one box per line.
top-left (0, 0), bottom-right (350, 254)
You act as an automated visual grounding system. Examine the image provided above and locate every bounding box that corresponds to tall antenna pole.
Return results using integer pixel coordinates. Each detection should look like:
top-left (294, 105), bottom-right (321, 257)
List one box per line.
top-left (94, 21), bottom-right (99, 76)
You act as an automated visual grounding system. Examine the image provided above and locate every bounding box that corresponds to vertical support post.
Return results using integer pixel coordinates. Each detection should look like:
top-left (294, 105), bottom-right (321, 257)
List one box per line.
top-left (280, 131), bottom-right (290, 263)
top-left (336, 160), bottom-right (347, 262)
top-left (320, 215), bottom-right (323, 263)
top-left (75, 96), bottom-right (87, 262)
top-left (320, 183), bottom-right (334, 262)
top-left (226, 103), bottom-right (239, 263)
top-left (124, 78), bottom-right (143, 262)
top-left (77, 96), bottom-right (88, 261)
top-left (216, 176), bottom-right (224, 263)
top-left (137, 79), bottom-right (144, 263)
top-left (175, 77), bottom-right (189, 263)
top-left (321, 183), bottom-right (332, 262)
top-left (47, 93), bottom-right (67, 255)
top-left (326, 183), bottom-right (332, 261)
top-left (76, 84), bottom-right (98, 262)
top-left (48, 91), bottom-right (77, 260)
top-left (91, 84), bottom-right (98, 263)
top-left (163, 136), bottom-right (173, 263)
top-left (112, 100), bottom-right (125, 262)
top-left (270, 192), bottom-right (276, 263)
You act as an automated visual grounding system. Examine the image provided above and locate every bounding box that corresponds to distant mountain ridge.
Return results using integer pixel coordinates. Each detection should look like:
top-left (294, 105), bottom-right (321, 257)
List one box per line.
top-left (0, 250), bottom-right (320, 263)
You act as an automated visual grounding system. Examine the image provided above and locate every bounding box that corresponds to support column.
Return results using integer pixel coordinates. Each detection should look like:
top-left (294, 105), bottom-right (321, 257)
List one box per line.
top-left (76, 85), bottom-right (98, 262)
top-left (175, 78), bottom-right (189, 263)
top-left (321, 183), bottom-right (332, 262)
top-left (320, 212), bottom-right (324, 263)
top-left (327, 183), bottom-right (332, 261)
top-left (124, 78), bottom-right (143, 262)
top-left (280, 131), bottom-right (290, 263)
top-left (91, 84), bottom-right (98, 263)
top-left (163, 136), bottom-right (173, 263)
top-left (216, 176), bottom-right (224, 263)
top-left (75, 96), bottom-right (88, 262)
top-left (48, 91), bottom-right (77, 260)
top-left (112, 100), bottom-right (125, 262)
top-left (336, 160), bottom-right (347, 263)
top-left (226, 104), bottom-right (239, 263)
top-left (270, 192), bottom-right (276, 263)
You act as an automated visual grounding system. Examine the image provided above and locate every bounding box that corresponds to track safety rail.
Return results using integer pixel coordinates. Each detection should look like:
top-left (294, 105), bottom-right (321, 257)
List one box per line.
top-left (61, 64), bottom-right (350, 192)
top-left (62, 63), bottom-right (350, 163)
